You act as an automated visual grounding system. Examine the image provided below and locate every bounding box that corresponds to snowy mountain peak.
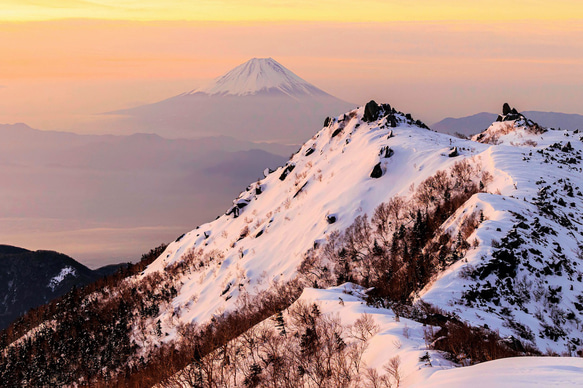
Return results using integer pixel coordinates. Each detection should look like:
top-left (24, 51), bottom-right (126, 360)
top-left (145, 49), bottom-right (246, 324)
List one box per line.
top-left (474, 104), bottom-right (546, 145)
top-left (191, 57), bottom-right (330, 98)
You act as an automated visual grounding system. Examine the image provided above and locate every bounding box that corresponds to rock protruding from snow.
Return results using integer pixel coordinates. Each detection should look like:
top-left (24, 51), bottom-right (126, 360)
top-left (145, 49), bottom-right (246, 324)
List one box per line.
top-left (370, 162), bottom-right (384, 178)
top-left (191, 58), bottom-right (331, 98)
top-left (363, 100), bottom-right (381, 122)
top-left (474, 104), bottom-right (547, 144)
top-left (496, 103), bottom-right (534, 125)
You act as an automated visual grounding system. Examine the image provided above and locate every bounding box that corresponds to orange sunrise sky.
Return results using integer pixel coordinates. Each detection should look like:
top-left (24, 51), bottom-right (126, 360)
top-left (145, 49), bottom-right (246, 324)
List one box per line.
top-left (1, 1), bottom-right (582, 128)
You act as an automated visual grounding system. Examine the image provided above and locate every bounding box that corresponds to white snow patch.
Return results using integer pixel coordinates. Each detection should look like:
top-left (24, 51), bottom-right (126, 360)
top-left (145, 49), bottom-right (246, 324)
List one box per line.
top-left (48, 266), bottom-right (77, 291)
top-left (413, 356), bottom-right (583, 388)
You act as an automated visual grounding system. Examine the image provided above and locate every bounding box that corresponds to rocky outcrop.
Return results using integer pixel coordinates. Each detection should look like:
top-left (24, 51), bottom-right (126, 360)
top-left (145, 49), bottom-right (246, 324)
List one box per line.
top-left (363, 100), bottom-right (380, 122)
top-left (279, 164), bottom-right (296, 181)
top-left (370, 162), bottom-right (384, 178)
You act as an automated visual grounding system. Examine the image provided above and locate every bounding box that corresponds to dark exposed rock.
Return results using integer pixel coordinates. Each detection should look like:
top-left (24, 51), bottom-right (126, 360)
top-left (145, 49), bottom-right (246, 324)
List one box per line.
top-left (279, 164), bottom-right (295, 181)
top-left (387, 130), bottom-right (394, 139)
top-left (293, 181), bottom-right (309, 198)
top-left (324, 117), bottom-right (332, 127)
top-left (405, 113), bottom-right (412, 121)
top-left (448, 147), bottom-right (459, 157)
top-left (226, 206), bottom-right (240, 218)
top-left (326, 215), bottom-right (337, 224)
top-left (505, 113), bottom-right (523, 122)
top-left (236, 201), bottom-right (249, 209)
top-left (380, 146), bottom-right (394, 158)
top-left (503, 336), bottom-right (526, 353)
top-left (561, 142), bottom-right (573, 152)
top-left (255, 185), bottom-right (262, 195)
top-left (363, 100), bottom-right (380, 122)
top-left (500, 103), bottom-right (527, 122)
top-left (416, 120), bottom-right (430, 130)
top-left (331, 127), bottom-right (343, 138)
top-left (370, 162), bottom-right (384, 178)
top-left (305, 147), bottom-right (315, 156)
top-left (503, 103), bottom-right (512, 115)
top-left (387, 115), bottom-right (398, 128)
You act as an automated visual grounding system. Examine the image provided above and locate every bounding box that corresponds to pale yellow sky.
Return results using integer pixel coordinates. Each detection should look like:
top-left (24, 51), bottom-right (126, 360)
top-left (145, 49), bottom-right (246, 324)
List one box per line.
top-left (0, 2), bottom-right (582, 128)
top-left (2, 0), bottom-right (583, 22)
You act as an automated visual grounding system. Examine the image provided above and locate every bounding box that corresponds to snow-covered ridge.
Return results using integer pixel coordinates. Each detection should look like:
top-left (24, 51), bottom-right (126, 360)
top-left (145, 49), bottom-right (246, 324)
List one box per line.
top-left (143, 101), bottom-right (480, 334)
top-left (144, 102), bottom-right (583, 355)
top-left (190, 57), bottom-right (330, 98)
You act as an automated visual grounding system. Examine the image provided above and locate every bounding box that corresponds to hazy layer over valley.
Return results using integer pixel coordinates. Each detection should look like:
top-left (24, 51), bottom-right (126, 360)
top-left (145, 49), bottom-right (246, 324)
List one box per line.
top-left (0, 123), bottom-right (288, 267)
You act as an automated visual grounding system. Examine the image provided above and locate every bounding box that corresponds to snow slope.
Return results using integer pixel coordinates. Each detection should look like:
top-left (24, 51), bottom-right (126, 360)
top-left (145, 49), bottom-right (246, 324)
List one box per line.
top-left (421, 114), bottom-right (583, 353)
top-left (415, 356), bottom-right (583, 388)
top-left (143, 101), bottom-right (583, 357)
top-left (143, 103), bottom-right (470, 332)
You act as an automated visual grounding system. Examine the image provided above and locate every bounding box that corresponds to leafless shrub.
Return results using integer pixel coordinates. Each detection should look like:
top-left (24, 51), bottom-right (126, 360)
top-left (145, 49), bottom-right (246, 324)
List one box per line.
top-left (384, 356), bottom-right (402, 387)
top-left (239, 226), bottom-right (249, 239)
top-left (350, 313), bottom-right (380, 342)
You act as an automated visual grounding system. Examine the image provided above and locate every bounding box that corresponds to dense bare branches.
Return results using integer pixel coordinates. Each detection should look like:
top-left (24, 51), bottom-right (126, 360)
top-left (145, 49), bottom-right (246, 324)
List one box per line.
top-left (162, 302), bottom-right (379, 388)
top-left (321, 160), bottom-right (489, 304)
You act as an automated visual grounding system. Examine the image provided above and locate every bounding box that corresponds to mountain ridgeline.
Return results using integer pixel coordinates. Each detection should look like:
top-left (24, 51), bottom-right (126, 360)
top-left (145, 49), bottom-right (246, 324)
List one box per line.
top-left (1, 101), bottom-right (583, 387)
top-left (433, 108), bottom-right (583, 137)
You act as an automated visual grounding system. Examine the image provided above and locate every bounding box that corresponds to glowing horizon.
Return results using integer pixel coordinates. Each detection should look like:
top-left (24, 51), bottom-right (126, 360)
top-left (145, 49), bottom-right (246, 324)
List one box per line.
top-left (2, 1), bottom-right (583, 22)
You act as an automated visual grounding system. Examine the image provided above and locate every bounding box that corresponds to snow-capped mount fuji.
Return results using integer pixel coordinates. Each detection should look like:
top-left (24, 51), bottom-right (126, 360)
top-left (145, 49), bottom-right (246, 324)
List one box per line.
top-left (109, 58), bottom-right (354, 143)
top-left (190, 57), bottom-right (330, 98)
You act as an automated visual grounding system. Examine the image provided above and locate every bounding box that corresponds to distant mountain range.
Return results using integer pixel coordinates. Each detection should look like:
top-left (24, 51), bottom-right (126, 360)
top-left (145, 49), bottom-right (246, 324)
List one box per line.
top-left (0, 123), bottom-right (289, 266)
top-left (0, 245), bottom-right (125, 330)
top-left (107, 58), bottom-right (355, 143)
top-left (432, 111), bottom-right (583, 136)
